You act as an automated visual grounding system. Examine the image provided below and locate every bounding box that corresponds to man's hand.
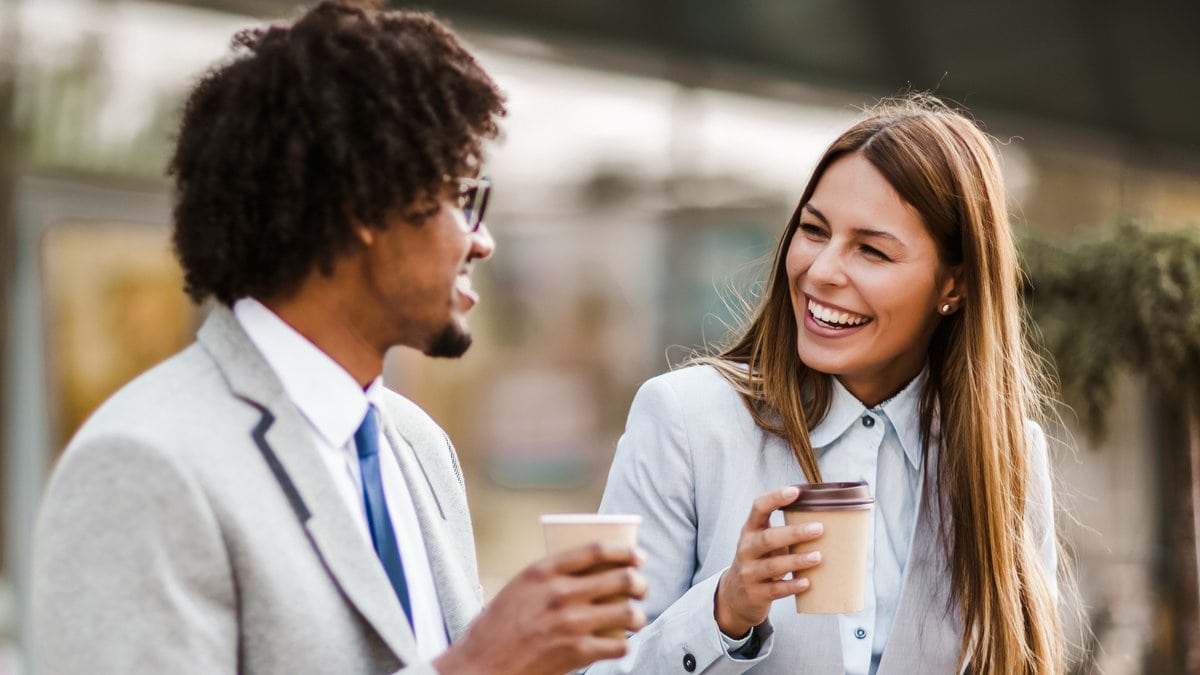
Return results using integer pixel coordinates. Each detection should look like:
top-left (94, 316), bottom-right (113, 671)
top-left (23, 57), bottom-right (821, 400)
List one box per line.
top-left (433, 542), bottom-right (648, 675)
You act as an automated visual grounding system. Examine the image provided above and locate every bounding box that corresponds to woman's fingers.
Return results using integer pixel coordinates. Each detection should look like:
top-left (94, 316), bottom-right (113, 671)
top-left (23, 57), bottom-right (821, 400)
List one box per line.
top-left (743, 550), bottom-right (822, 582)
top-left (758, 576), bottom-right (811, 600)
top-left (742, 486), bottom-right (800, 532)
top-left (740, 520), bottom-right (824, 562)
top-left (717, 486), bottom-right (826, 637)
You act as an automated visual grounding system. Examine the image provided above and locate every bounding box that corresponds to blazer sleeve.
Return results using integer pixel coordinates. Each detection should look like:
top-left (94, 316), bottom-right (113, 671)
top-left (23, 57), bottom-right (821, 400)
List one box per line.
top-left (33, 435), bottom-right (238, 674)
top-left (587, 375), bottom-right (773, 674)
top-left (1025, 421), bottom-right (1059, 601)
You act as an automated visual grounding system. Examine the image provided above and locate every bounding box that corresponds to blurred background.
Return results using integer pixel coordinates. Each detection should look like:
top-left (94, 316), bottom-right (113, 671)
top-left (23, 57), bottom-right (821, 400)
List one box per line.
top-left (1, 0), bottom-right (1198, 673)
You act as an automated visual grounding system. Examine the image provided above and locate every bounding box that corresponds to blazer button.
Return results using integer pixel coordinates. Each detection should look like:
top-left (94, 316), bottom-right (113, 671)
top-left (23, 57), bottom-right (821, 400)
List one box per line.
top-left (682, 653), bottom-right (696, 672)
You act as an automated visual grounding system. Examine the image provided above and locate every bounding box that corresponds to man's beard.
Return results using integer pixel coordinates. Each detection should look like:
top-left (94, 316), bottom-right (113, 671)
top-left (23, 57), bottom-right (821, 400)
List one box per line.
top-left (423, 323), bottom-right (473, 358)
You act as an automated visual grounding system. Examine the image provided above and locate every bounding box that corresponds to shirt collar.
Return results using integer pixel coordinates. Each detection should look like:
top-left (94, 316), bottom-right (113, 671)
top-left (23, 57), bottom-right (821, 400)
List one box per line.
top-left (808, 377), bottom-right (867, 449)
top-left (876, 369), bottom-right (926, 471)
top-left (809, 368), bottom-right (927, 471)
top-left (233, 297), bottom-right (378, 450)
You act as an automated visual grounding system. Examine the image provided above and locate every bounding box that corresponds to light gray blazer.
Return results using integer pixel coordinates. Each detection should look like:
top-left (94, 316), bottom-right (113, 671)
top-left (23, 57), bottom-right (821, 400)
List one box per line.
top-left (592, 365), bottom-right (1056, 674)
top-left (32, 305), bottom-right (483, 674)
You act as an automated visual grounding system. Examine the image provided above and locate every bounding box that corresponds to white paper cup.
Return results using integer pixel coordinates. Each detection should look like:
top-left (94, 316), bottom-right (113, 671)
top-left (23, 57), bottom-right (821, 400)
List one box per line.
top-left (539, 514), bottom-right (642, 554)
top-left (782, 482), bottom-right (874, 614)
top-left (540, 514), bottom-right (642, 637)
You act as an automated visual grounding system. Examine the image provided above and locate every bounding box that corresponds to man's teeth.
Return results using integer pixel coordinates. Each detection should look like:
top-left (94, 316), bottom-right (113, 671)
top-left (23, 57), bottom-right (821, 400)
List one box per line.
top-left (456, 274), bottom-right (477, 298)
top-left (808, 300), bottom-right (868, 326)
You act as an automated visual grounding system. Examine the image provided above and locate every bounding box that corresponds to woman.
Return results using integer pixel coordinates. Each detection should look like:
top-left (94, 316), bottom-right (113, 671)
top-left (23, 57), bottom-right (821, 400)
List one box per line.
top-left (593, 96), bottom-right (1063, 674)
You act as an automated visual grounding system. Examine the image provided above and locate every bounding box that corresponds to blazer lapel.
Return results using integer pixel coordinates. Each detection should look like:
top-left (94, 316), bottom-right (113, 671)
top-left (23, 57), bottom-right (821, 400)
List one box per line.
top-left (197, 306), bottom-right (419, 664)
top-left (381, 407), bottom-right (482, 640)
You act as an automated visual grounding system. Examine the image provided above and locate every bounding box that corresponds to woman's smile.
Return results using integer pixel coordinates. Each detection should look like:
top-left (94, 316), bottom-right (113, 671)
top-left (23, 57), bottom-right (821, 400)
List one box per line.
top-left (805, 297), bottom-right (872, 329)
top-left (786, 152), bottom-right (959, 405)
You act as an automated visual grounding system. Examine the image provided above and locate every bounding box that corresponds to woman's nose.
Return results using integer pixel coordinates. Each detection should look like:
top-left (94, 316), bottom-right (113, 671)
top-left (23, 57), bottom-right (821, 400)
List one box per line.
top-left (806, 244), bottom-right (846, 286)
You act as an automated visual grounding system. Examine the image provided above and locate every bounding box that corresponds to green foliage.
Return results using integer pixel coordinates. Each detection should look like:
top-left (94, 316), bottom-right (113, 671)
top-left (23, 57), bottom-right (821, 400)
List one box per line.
top-left (1022, 223), bottom-right (1200, 440)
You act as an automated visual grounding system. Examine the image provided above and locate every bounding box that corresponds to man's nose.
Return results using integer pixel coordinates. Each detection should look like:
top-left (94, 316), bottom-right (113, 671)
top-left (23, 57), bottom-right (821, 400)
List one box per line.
top-left (468, 222), bottom-right (496, 261)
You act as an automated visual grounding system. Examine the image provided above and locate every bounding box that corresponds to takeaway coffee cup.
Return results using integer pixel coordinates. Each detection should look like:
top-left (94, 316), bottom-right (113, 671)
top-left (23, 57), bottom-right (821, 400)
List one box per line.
top-left (540, 514), bottom-right (642, 637)
top-left (781, 481), bottom-right (874, 614)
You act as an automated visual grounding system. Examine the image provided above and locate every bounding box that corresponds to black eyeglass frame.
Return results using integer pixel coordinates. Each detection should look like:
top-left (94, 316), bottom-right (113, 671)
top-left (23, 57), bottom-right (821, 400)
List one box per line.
top-left (444, 175), bottom-right (491, 233)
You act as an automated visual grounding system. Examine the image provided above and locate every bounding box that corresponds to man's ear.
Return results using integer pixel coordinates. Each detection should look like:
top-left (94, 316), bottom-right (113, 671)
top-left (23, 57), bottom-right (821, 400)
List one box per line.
top-left (355, 223), bottom-right (376, 247)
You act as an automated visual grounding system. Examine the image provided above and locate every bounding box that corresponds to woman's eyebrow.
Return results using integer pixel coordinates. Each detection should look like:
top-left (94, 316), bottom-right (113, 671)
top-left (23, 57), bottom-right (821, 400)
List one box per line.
top-left (852, 228), bottom-right (903, 245)
top-left (806, 204), bottom-right (905, 247)
top-left (802, 203), bottom-right (828, 224)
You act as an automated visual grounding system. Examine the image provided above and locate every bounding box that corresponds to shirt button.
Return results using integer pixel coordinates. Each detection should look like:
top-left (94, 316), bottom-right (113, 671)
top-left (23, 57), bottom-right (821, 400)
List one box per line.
top-left (854, 627), bottom-right (868, 639)
top-left (682, 653), bottom-right (697, 671)
top-left (861, 415), bottom-right (875, 428)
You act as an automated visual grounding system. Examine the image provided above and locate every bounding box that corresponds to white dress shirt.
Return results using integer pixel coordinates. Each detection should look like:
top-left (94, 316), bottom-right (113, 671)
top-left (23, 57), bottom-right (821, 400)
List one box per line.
top-left (234, 298), bottom-right (449, 660)
top-left (812, 371), bottom-right (926, 675)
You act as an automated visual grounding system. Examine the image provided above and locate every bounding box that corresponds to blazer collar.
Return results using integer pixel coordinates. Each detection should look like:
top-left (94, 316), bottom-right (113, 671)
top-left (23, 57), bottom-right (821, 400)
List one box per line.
top-left (197, 305), bottom-right (421, 665)
top-left (231, 297), bottom-right (371, 452)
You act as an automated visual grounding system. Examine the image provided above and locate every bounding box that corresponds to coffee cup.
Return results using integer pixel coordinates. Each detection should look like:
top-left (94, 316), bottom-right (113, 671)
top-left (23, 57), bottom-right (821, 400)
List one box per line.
top-left (781, 481), bottom-right (873, 614)
top-left (539, 513), bottom-right (642, 637)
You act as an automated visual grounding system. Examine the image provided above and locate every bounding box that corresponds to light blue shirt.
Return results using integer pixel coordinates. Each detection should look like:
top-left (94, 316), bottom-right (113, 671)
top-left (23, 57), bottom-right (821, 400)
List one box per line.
top-left (592, 363), bottom-right (1055, 674)
top-left (812, 371), bottom-right (926, 675)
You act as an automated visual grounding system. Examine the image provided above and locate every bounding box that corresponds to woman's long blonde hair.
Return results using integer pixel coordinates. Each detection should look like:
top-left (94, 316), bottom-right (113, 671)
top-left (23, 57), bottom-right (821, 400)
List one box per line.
top-left (694, 95), bottom-right (1063, 673)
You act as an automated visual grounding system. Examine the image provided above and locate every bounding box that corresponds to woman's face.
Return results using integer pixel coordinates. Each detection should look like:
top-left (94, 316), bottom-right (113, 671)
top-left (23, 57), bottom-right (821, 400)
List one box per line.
top-left (786, 152), bottom-right (960, 407)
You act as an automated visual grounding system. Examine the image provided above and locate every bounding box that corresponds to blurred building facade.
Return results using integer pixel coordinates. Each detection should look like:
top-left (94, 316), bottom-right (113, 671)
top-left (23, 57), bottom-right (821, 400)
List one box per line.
top-left (1, 1), bottom-right (1198, 673)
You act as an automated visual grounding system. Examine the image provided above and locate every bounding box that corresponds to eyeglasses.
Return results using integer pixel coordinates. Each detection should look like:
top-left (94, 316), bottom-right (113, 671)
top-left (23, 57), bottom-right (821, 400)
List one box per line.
top-left (444, 175), bottom-right (491, 233)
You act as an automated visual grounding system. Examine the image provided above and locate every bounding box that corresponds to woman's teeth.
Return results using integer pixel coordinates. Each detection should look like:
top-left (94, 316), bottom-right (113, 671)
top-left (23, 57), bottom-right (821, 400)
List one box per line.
top-left (808, 299), bottom-right (868, 327)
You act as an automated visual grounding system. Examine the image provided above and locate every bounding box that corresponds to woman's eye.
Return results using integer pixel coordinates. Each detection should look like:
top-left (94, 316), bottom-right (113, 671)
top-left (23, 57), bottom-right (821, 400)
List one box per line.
top-left (799, 223), bottom-right (827, 238)
top-left (860, 245), bottom-right (890, 261)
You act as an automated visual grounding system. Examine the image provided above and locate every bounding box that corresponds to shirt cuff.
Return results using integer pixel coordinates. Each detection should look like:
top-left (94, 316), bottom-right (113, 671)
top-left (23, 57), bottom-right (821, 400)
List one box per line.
top-left (719, 627), bottom-right (752, 651)
top-left (718, 625), bottom-right (763, 660)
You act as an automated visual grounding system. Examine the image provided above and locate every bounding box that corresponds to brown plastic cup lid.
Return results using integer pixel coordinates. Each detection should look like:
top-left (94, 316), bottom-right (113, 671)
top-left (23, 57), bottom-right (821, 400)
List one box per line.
top-left (781, 481), bottom-right (874, 511)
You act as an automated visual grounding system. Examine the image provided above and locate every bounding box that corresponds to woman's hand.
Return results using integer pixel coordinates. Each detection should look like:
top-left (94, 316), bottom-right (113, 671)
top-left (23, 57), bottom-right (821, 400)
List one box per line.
top-left (714, 486), bottom-right (824, 638)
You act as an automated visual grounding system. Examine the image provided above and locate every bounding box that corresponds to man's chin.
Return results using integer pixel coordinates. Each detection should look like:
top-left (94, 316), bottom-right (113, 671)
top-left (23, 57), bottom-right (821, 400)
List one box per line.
top-left (423, 324), bottom-right (473, 359)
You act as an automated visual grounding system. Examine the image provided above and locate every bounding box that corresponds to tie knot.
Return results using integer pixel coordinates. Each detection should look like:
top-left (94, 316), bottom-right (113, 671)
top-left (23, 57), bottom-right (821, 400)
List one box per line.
top-left (355, 405), bottom-right (379, 459)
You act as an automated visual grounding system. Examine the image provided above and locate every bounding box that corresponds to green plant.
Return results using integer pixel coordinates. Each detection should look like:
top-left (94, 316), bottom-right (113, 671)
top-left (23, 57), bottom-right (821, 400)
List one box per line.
top-left (1023, 222), bottom-right (1200, 672)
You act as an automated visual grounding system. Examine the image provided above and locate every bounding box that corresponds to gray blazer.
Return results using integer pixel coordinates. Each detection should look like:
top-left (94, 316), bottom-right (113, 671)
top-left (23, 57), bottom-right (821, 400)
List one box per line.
top-left (592, 365), bottom-right (1056, 674)
top-left (32, 305), bottom-right (482, 674)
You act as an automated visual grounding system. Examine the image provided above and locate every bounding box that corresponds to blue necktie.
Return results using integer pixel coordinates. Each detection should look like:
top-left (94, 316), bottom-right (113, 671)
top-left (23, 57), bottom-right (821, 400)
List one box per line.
top-left (355, 405), bottom-right (414, 629)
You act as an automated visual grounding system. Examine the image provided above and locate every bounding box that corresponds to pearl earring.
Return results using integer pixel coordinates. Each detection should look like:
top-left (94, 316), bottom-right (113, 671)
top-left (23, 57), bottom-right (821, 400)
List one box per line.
top-left (940, 303), bottom-right (953, 315)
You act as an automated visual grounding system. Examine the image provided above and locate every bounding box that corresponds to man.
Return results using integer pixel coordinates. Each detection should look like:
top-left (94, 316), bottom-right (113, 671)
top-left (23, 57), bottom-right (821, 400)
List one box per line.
top-left (31, 2), bottom-right (646, 673)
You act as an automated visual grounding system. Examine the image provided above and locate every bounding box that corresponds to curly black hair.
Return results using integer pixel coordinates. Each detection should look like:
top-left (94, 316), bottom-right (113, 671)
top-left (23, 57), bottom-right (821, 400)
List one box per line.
top-left (169, 0), bottom-right (506, 305)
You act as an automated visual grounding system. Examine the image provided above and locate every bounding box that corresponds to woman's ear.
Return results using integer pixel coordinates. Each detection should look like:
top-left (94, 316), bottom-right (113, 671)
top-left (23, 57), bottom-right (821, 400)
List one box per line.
top-left (939, 265), bottom-right (967, 313)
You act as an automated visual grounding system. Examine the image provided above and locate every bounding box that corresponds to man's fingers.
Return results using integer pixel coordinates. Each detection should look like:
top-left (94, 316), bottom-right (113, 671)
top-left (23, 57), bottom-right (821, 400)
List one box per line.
top-left (577, 597), bottom-right (648, 634)
top-left (549, 542), bottom-right (643, 576)
top-left (565, 633), bottom-right (632, 664)
top-left (743, 486), bottom-right (800, 532)
top-left (546, 565), bottom-right (648, 606)
top-left (591, 565), bottom-right (647, 601)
